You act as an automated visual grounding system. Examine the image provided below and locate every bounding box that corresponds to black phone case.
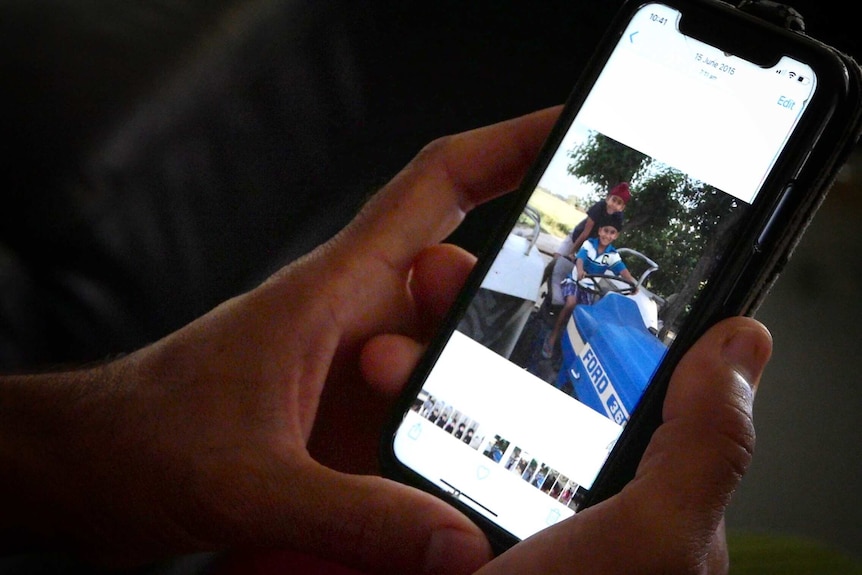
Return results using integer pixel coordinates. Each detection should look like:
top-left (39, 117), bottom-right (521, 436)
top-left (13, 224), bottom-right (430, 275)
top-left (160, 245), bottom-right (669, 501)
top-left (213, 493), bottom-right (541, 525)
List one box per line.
top-left (381, 0), bottom-right (862, 554)
top-left (583, 0), bottom-right (862, 510)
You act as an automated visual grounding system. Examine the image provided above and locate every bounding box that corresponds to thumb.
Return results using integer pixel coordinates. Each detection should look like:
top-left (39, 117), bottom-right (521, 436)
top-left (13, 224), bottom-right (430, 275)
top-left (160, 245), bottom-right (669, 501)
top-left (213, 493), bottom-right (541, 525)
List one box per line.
top-left (617, 316), bottom-right (772, 570)
top-left (475, 317), bottom-right (771, 574)
top-left (267, 469), bottom-right (492, 575)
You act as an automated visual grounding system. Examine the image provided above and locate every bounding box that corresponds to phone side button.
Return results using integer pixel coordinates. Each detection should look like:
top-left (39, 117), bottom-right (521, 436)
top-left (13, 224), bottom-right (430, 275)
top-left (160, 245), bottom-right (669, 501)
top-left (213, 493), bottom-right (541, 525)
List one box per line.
top-left (755, 181), bottom-right (795, 252)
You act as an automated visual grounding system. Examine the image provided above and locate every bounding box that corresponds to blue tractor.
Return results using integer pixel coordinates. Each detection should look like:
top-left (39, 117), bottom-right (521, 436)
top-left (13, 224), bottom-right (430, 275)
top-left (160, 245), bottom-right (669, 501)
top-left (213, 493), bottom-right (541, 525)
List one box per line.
top-left (552, 249), bottom-right (669, 425)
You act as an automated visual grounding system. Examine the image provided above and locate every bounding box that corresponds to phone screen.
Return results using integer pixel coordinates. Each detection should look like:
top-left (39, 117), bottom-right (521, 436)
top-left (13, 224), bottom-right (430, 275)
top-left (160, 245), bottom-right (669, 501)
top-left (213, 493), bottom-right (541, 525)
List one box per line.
top-left (389, 1), bottom-right (817, 542)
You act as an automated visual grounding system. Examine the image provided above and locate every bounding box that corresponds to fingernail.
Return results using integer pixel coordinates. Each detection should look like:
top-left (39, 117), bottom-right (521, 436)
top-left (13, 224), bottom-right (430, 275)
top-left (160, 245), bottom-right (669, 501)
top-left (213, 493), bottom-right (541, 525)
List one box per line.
top-left (422, 528), bottom-right (491, 575)
top-left (722, 326), bottom-right (771, 387)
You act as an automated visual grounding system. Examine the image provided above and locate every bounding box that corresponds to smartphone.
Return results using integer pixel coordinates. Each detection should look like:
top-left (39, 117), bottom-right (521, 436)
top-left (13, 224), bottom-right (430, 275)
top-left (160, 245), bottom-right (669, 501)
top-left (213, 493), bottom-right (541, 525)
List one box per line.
top-left (381, 0), bottom-right (862, 552)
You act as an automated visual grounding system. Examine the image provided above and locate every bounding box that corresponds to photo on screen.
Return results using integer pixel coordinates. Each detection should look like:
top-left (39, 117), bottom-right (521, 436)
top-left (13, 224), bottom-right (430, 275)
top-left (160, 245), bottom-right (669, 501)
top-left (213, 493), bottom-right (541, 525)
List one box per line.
top-left (457, 123), bottom-right (748, 424)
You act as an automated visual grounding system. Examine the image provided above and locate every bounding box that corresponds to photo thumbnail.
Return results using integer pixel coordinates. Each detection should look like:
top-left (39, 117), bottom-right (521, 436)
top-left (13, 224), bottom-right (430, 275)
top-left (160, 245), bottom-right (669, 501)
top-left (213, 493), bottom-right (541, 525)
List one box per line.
top-left (412, 389), bottom-right (484, 449)
top-left (412, 389), bottom-right (589, 512)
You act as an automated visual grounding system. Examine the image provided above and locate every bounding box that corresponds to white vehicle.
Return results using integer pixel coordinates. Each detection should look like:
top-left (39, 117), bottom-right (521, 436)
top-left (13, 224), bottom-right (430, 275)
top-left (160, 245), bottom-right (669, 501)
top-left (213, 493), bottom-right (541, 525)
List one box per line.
top-left (458, 206), bottom-right (547, 358)
top-left (459, 206), bottom-right (668, 365)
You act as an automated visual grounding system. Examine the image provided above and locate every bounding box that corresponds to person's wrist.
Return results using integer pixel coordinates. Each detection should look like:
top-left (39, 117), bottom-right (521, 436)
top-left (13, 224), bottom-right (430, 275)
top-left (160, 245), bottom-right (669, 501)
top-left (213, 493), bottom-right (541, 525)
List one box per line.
top-left (0, 359), bottom-right (150, 560)
top-left (0, 367), bottom-right (101, 554)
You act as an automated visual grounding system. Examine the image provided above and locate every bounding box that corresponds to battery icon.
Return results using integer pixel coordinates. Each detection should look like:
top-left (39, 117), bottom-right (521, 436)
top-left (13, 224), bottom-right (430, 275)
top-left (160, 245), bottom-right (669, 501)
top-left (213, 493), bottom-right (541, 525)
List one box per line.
top-left (778, 69), bottom-right (811, 85)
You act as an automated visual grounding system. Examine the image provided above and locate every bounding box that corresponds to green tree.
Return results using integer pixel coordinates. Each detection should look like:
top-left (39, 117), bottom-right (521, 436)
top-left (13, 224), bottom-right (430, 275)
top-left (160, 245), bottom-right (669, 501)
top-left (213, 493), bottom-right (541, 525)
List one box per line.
top-left (568, 133), bottom-right (648, 193)
top-left (657, 181), bottom-right (743, 337)
top-left (567, 131), bottom-right (747, 337)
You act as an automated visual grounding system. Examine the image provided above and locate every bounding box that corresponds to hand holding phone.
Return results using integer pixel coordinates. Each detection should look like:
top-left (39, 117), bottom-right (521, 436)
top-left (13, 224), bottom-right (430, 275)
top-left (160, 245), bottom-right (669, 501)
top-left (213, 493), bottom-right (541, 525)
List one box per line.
top-left (382, 0), bottom-right (861, 553)
top-left (461, 318), bottom-right (771, 573)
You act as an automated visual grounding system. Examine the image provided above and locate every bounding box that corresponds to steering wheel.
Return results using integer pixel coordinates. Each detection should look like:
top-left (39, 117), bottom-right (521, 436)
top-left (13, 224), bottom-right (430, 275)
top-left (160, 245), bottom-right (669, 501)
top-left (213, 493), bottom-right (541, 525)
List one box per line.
top-left (577, 273), bottom-right (637, 297)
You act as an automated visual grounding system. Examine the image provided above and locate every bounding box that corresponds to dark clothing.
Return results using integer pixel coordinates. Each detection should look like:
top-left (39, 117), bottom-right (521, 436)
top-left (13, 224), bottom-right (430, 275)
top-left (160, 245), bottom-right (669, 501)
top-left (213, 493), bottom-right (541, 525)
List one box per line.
top-left (571, 199), bottom-right (624, 242)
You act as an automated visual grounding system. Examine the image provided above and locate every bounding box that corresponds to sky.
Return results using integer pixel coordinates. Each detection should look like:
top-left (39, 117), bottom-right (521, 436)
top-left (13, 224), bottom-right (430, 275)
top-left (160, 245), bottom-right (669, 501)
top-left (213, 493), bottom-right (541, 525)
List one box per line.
top-left (536, 121), bottom-right (602, 204)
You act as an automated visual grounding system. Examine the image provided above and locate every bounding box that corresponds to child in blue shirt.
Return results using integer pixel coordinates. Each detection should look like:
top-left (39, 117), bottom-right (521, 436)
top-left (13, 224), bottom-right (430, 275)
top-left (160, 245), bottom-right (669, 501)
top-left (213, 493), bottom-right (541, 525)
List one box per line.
top-left (542, 221), bottom-right (637, 358)
top-left (554, 181), bottom-right (630, 261)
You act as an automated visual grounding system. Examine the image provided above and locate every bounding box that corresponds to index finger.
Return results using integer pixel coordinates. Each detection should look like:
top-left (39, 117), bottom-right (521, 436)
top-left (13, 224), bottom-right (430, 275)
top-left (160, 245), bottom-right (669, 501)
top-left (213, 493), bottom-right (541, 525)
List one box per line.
top-left (335, 106), bottom-right (561, 271)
